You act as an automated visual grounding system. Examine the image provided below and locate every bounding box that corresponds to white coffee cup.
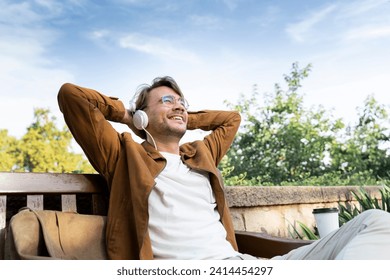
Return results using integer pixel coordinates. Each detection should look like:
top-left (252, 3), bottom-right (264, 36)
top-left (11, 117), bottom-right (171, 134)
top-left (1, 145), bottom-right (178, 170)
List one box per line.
top-left (312, 207), bottom-right (339, 238)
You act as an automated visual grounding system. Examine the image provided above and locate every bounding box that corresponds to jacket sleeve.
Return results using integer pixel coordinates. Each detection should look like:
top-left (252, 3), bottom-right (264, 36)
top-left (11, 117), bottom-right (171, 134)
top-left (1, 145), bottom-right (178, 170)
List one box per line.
top-left (57, 83), bottom-right (126, 178)
top-left (187, 110), bottom-right (241, 166)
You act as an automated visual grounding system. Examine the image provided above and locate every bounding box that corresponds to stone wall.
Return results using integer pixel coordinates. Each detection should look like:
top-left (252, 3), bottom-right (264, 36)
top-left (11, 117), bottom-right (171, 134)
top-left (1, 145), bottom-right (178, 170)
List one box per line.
top-left (225, 185), bottom-right (383, 238)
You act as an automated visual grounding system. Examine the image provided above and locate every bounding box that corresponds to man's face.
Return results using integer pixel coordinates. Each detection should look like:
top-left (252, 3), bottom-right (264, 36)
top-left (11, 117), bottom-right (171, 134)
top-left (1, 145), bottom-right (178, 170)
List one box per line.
top-left (144, 86), bottom-right (188, 139)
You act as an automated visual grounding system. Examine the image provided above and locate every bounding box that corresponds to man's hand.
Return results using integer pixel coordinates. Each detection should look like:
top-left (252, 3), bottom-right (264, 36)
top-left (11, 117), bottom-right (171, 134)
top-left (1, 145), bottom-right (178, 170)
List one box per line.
top-left (121, 109), bottom-right (133, 127)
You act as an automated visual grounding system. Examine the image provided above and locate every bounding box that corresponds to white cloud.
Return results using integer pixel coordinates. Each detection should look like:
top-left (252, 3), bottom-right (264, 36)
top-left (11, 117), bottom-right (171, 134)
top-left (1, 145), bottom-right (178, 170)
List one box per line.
top-left (285, 0), bottom-right (390, 44)
top-left (340, 0), bottom-right (389, 18)
top-left (345, 25), bottom-right (390, 41)
top-left (34, 0), bottom-right (64, 14)
top-left (118, 33), bottom-right (201, 63)
top-left (89, 29), bottom-right (111, 40)
top-left (220, 0), bottom-right (240, 11)
top-left (286, 4), bottom-right (337, 43)
top-left (0, 1), bottom-right (40, 25)
top-left (0, 0), bottom-right (75, 137)
top-left (189, 15), bottom-right (222, 29)
top-left (335, 0), bottom-right (390, 43)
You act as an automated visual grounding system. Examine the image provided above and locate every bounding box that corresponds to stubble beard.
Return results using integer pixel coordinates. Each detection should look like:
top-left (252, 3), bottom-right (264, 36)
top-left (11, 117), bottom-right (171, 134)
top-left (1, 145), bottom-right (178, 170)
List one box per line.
top-left (148, 115), bottom-right (187, 142)
top-left (164, 124), bottom-right (186, 140)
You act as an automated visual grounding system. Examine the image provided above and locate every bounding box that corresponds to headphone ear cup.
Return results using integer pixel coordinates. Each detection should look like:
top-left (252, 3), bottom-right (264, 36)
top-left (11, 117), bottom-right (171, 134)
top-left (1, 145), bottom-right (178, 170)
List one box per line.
top-left (133, 110), bottom-right (148, 130)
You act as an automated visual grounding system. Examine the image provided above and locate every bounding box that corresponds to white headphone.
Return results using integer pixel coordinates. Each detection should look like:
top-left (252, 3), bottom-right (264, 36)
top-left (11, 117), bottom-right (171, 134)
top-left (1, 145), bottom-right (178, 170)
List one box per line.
top-left (129, 92), bottom-right (157, 150)
top-left (129, 98), bottom-right (148, 130)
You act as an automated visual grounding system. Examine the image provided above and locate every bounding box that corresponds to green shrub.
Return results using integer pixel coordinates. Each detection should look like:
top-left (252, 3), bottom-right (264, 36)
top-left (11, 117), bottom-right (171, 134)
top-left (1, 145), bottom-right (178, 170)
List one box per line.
top-left (338, 183), bottom-right (390, 225)
top-left (290, 182), bottom-right (390, 239)
top-left (288, 221), bottom-right (319, 240)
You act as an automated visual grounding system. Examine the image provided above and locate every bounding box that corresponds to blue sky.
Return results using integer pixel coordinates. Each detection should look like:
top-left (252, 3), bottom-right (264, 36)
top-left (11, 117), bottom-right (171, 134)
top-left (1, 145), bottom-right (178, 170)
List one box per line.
top-left (1, 0), bottom-right (390, 143)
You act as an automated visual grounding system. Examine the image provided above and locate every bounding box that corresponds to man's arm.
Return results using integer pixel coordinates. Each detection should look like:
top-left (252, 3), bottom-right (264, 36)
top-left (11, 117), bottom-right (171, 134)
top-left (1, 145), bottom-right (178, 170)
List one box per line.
top-left (186, 110), bottom-right (241, 166)
top-left (57, 83), bottom-right (127, 178)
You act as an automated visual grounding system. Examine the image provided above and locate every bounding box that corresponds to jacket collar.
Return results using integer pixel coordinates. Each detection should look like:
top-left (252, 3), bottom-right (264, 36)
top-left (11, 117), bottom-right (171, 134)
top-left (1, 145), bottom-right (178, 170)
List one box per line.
top-left (141, 140), bottom-right (198, 159)
top-left (180, 143), bottom-right (197, 159)
top-left (141, 141), bottom-right (164, 160)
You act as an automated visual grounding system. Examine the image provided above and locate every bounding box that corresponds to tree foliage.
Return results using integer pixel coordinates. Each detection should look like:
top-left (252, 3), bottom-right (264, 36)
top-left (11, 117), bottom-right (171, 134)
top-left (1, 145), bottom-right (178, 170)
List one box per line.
top-left (222, 62), bottom-right (390, 186)
top-left (0, 130), bottom-right (19, 171)
top-left (331, 96), bottom-right (390, 179)
top-left (0, 108), bottom-right (95, 173)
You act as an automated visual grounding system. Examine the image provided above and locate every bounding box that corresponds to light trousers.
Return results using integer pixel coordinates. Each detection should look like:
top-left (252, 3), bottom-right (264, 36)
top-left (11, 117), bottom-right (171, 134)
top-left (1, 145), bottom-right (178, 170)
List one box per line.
top-left (272, 209), bottom-right (390, 260)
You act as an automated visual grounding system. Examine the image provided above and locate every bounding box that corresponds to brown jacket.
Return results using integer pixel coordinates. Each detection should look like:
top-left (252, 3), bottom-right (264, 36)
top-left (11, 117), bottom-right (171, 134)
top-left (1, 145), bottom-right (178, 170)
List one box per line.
top-left (57, 83), bottom-right (241, 259)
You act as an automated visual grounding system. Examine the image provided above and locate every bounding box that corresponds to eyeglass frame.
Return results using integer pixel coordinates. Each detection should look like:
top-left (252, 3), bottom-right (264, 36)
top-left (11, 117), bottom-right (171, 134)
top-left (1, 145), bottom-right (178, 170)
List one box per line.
top-left (159, 95), bottom-right (189, 110)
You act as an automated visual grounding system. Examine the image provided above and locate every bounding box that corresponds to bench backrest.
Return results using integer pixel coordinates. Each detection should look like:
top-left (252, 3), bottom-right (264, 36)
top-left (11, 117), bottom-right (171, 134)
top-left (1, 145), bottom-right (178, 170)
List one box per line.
top-left (0, 172), bottom-right (108, 259)
top-left (0, 172), bottom-right (312, 260)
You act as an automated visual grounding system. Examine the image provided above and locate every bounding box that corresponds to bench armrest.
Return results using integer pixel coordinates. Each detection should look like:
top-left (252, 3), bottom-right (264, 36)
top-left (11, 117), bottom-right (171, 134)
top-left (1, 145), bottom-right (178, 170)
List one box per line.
top-left (235, 230), bottom-right (313, 259)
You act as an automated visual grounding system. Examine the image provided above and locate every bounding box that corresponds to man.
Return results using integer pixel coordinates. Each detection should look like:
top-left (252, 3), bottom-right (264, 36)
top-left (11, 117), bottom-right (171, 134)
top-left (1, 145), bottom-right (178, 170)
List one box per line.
top-left (58, 76), bottom-right (246, 259)
top-left (58, 76), bottom-right (390, 260)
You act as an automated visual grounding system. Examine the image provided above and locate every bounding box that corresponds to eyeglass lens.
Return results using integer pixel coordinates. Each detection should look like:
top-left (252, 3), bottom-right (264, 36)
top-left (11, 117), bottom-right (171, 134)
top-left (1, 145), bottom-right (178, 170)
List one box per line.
top-left (161, 95), bottom-right (189, 109)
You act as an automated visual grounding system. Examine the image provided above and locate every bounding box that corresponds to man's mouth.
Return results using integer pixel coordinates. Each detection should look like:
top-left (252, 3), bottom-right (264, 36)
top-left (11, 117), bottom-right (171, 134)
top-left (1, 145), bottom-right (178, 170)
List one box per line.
top-left (169, 116), bottom-right (184, 121)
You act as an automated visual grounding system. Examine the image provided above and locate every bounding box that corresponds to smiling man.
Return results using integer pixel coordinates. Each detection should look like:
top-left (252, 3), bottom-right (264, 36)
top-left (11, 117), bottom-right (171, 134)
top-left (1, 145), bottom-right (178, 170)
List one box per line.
top-left (58, 76), bottom-right (390, 260)
top-left (57, 76), bottom-right (245, 260)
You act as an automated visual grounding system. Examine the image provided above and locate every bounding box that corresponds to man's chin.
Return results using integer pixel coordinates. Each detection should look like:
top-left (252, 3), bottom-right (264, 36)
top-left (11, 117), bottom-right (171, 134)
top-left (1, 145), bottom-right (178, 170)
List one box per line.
top-left (169, 127), bottom-right (186, 139)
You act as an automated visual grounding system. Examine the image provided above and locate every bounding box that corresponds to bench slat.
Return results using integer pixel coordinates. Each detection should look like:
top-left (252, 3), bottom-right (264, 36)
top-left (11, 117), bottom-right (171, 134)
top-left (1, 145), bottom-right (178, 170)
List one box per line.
top-left (0, 195), bottom-right (5, 229)
top-left (61, 194), bottom-right (77, 212)
top-left (0, 172), bottom-right (106, 194)
top-left (0, 195), bottom-right (6, 260)
top-left (27, 195), bottom-right (44, 210)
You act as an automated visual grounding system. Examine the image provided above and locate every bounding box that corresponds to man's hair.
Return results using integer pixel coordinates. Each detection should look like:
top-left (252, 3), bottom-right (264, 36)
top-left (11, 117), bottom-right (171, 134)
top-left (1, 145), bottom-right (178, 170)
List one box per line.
top-left (135, 76), bottom-right (184, 110)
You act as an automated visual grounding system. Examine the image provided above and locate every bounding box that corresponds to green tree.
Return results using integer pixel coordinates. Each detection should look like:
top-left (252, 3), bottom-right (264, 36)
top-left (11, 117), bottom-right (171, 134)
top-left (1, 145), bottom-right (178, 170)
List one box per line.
top-left (330, 95), bottom-right (390, 180)
top-left (222, 63), bottom-right (390, 186)
top-left (0, 129), bottom-right (20, 171)
top-left (223, 62), bottom-right (345, 185)
top-left (0, 108), bottom-right (95, 173)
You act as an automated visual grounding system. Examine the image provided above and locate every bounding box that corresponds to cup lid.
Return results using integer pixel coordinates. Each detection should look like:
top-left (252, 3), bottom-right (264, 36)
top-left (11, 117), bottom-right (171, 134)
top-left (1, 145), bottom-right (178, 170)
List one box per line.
top-left (312, 207), bottom-right (339, 214)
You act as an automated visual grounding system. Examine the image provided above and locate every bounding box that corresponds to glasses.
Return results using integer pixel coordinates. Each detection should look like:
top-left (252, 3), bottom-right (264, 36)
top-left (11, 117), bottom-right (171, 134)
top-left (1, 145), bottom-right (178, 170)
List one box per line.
top-left (160, 95), bottom-right (189, 110)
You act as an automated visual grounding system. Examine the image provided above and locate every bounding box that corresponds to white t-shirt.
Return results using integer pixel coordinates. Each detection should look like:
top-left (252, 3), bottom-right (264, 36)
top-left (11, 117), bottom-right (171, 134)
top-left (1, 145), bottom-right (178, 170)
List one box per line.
top-left (147, 152), bottom-right (238, 259)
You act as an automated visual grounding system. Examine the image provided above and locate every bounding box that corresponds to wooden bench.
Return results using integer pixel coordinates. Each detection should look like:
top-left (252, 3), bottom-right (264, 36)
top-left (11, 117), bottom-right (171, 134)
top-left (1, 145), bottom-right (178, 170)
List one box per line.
top-left (0, 171), bottom-right (311, 259)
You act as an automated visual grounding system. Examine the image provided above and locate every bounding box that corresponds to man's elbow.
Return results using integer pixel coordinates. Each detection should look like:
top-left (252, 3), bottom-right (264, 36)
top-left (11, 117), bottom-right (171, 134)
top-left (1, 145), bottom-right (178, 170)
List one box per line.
top-left (232, 111), bottom-right (241, 124)
top-left (57, 83), bottom-right (77, 112)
